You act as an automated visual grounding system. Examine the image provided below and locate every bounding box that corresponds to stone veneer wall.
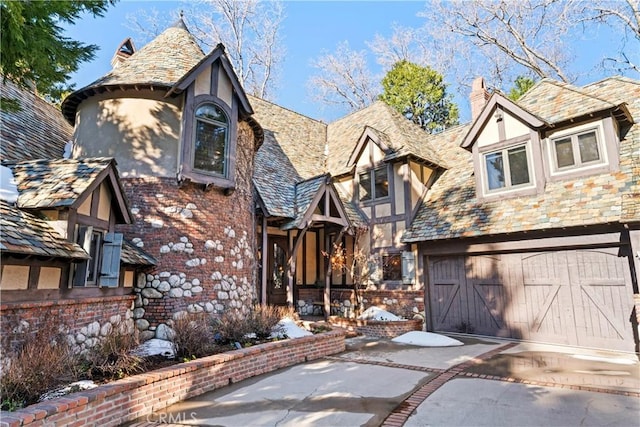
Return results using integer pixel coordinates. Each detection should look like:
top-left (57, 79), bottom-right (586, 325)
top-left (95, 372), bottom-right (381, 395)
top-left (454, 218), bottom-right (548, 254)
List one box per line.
top-left (0, 330), bottom-right (346, 427)
top-left (297, 289), bottom-right (425, 319)
top-left (0, 296), bottom-right (135, 354)
top-left (117, 123), bottom-right (258, 340)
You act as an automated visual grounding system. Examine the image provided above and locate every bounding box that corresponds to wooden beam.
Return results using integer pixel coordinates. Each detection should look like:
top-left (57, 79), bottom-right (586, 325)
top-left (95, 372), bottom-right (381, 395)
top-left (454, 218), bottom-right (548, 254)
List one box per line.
top-left (261, 215), bottom-right (268, 305)
top-left (288, 226), bottom-right (310, 307)
top-left (324, 227), bottom-right (347, 320)
top-left (419, 232), bottom-right (624, 256)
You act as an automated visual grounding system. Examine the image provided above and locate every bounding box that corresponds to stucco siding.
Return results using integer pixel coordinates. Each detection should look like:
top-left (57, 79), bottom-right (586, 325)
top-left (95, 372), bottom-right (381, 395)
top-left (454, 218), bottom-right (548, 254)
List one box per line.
top-left (73, 90), bottom-right (182, 178)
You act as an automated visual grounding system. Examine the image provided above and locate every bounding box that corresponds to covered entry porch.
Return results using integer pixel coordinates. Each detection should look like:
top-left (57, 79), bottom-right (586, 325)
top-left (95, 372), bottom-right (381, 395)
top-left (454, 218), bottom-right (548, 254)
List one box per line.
top-left (256, 175), bottom-right (359, 318)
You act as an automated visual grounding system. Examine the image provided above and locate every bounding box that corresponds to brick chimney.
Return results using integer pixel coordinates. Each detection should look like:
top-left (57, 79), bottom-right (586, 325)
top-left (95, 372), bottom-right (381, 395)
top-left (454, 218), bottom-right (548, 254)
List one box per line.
top-left (470, 77), bottom-right (490, 121)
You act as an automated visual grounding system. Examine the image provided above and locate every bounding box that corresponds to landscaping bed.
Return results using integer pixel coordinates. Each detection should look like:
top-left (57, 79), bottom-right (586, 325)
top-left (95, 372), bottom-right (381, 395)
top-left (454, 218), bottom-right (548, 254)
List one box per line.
top-left (329, 316), bottom-right (423, 338)
top-left (0, 329), bottom-right (346, 427)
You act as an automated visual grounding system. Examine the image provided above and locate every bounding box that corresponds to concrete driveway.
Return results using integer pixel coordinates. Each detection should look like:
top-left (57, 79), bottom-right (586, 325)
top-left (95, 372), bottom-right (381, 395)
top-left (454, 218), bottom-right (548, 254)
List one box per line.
top-left (127, 334), bottom-right (640, 427)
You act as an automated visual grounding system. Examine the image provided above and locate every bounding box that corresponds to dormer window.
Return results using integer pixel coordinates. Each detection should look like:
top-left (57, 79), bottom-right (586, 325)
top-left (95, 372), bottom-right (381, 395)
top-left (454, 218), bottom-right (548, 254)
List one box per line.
top-left (193, 103), bottom-right (228, 176)
top-left (551, 129), bottom-right (602, 171)
top-left (483, 143), bottom-right (533, 193)
top-left (359, 165), bottom-right (389, 202)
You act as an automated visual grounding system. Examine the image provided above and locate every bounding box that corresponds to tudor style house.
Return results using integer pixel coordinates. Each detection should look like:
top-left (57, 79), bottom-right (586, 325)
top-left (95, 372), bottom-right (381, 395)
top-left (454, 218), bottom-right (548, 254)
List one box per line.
top-left (2, 15), bottom-right (637, 353)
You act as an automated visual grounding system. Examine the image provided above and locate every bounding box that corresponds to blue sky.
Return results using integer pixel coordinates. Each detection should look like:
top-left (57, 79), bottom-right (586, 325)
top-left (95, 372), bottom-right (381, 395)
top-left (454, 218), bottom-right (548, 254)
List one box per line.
top-left (65, 1), bottom-right (631, 124)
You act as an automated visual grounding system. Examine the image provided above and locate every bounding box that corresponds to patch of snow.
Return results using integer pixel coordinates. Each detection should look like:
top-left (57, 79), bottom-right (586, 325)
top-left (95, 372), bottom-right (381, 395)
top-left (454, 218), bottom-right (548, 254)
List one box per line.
top-left (0, 165), bottom-right (19, 203)
top-left (63, 141), bottom-right (73, 159)
top-left (392, 331), bottom-right (464, 347)
top-left (357, 306), bottom-right (402, 321)
top-left (39, 380), bottom-right (97, 402)
top-left (271, 317), bottom-right (312, 339)
top-left (133, 338), bottom-right (175, 358)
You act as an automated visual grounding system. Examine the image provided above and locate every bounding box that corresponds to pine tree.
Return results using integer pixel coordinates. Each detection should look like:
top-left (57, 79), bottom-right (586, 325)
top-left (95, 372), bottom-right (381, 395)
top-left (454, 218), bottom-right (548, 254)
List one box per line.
top-left (380, 60), bottom-right (458, 134)
top-left (1, 1), bottom-right (114, 105)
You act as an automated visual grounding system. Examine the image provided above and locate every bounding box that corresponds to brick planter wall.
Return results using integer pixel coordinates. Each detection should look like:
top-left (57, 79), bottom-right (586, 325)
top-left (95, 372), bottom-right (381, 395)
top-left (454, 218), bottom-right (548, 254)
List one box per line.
top-left (0, 330), bottom-right (346, 427)
top-left (0, 296), bottom-right (135, 354)
top-left (329, 317), bottom-right (423, 338)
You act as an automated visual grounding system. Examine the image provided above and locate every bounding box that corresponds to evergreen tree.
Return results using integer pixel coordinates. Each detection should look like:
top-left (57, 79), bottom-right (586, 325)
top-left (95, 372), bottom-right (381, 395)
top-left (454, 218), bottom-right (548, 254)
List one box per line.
top-left (508, 76), bottom-right (536, 101)
top-left (380, 60), bottom-right (458, 134)
top-left (1, 0), bottom-right (114, 105)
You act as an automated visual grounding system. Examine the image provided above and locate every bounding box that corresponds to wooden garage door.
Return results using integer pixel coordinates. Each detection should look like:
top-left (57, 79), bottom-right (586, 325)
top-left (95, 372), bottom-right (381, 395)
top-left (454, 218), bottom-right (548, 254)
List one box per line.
top-left (427, 248), bottom-right (636, 351)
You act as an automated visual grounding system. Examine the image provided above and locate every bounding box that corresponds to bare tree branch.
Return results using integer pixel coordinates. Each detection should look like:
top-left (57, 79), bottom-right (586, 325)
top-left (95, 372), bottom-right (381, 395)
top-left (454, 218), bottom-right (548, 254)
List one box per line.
top-left (419, 0), bottom-right (576, 88)
top-left (126, 0), bottom-right (284, 100)
top-left (307, 41), bottom-right (379, 112)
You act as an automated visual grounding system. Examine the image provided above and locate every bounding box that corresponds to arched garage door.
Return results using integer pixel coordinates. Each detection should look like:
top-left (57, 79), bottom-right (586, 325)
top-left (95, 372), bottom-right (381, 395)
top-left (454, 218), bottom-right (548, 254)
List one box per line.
top-left (426, 248), bottom-right (636, 352)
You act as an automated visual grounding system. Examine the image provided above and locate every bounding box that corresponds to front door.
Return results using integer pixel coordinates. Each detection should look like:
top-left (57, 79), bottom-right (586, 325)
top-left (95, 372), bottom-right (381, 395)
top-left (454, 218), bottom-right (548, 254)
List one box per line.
top-left (267, 236), bottom-right (288, 306)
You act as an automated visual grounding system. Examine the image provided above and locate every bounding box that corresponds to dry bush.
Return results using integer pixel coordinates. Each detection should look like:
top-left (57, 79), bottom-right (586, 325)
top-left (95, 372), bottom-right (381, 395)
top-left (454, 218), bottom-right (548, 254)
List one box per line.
top-left (0, 317), bottom-right (79, 410)
top-left (214, 309), bottom-right (252, 344)
top-left (84, 322), bottom-right (144, 380)
top-left (171, 312), bottom-right (217, 359)
top-left (249, 305), bottom-right (289, 339)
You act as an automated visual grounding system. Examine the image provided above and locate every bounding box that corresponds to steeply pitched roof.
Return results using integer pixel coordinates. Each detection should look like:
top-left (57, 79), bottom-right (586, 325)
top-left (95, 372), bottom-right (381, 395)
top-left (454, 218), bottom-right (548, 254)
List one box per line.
top-left (403, 76), bottom-right (640, 242)
top-left (518, 79), bottom-right (619, 124)
top-left (327, 101), bottom-right (448, 176)
top-left (4, 158), bottom-right (113, 209)
top-left (251, 96), bottom-right (326, 218)
top-left (1, 79), bottom-right (71, 161)
top-left (0, 200), bottom-right (88, 259)
top-left (62, 18), bottom-right (205, 123)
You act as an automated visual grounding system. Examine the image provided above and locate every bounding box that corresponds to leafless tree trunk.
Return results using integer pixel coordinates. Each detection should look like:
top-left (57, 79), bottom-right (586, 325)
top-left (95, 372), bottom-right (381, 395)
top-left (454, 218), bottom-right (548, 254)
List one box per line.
top-left (125, 0), bottom-right (284, 100)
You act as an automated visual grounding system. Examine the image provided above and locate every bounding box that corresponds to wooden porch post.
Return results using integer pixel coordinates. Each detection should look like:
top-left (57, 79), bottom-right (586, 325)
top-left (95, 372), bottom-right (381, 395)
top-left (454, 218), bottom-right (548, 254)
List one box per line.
top-left (288, 225), bottom-right (310, 308)
top-left (324, 227), bottom-right (347, 320)
top-left (261, 215), bottom-right (268, 305)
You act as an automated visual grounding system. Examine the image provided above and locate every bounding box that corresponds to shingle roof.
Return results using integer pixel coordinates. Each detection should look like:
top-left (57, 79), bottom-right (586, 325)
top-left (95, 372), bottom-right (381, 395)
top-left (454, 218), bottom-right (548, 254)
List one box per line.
top-left (251, 96), bottom-right (326, 218)
top-left (517, 79), bottom-right (618, 124)
top-left (282, 175), bottom-right (326, 230)
top-left (62, 19), bottom-right (205, 123)
top-left (327, 101), bottom-right (448, 176)
top-left (4, 158), bottom-right (113, 209)
top-left (403, 76), bottom-right (640, 242)
top-left (0, 200), bottom-right (88, 259)
top-left (1, 79), bottom-right (71, 161)
top-left (121, 240), bottom-right (156, 266)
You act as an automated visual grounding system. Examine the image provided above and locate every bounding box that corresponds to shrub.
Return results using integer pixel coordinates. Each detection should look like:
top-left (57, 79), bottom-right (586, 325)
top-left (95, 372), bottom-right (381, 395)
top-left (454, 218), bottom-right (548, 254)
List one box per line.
top-left (84, 322), bottom-right (144, 380)
top-left (249, 305), bottom-right (290, 339)
top-left (171, 312), bottom-right (217, 359)
top-left (214, 309), bottom-right (252, 344)
top-left (0, 317), bottom-right (80, 410)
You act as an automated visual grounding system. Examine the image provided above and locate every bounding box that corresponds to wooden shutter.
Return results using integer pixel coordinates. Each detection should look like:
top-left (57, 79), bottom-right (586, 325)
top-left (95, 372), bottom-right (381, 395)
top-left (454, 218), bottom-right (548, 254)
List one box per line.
top-left (402, 251), bottom-right (415, 284)
top-left (100, 233), bottom-right (123, 287)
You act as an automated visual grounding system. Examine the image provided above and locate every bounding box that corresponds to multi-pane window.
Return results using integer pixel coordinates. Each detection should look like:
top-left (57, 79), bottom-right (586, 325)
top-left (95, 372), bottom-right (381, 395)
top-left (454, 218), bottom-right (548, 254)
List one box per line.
top-left (484, 144), bottom-right (531, 192)
top-left (552, 129), bottom-right (601, 171)
top-left (359, 166), bottom-right (389, 202)
top-left (193, 103), bottom-right (228, 175)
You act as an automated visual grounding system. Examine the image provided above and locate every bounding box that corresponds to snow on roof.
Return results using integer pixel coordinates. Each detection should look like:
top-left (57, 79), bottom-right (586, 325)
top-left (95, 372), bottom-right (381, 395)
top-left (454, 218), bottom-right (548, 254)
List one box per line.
top-left (392, 331), bottom-right (464, 347)
top-left (0, 165), bottom-right (18, 203)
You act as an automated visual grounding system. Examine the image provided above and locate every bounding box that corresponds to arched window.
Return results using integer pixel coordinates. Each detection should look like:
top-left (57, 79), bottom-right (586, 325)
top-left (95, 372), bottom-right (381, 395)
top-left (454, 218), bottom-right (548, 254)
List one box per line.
top-left (193, 103), bottom-right (228, 175)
